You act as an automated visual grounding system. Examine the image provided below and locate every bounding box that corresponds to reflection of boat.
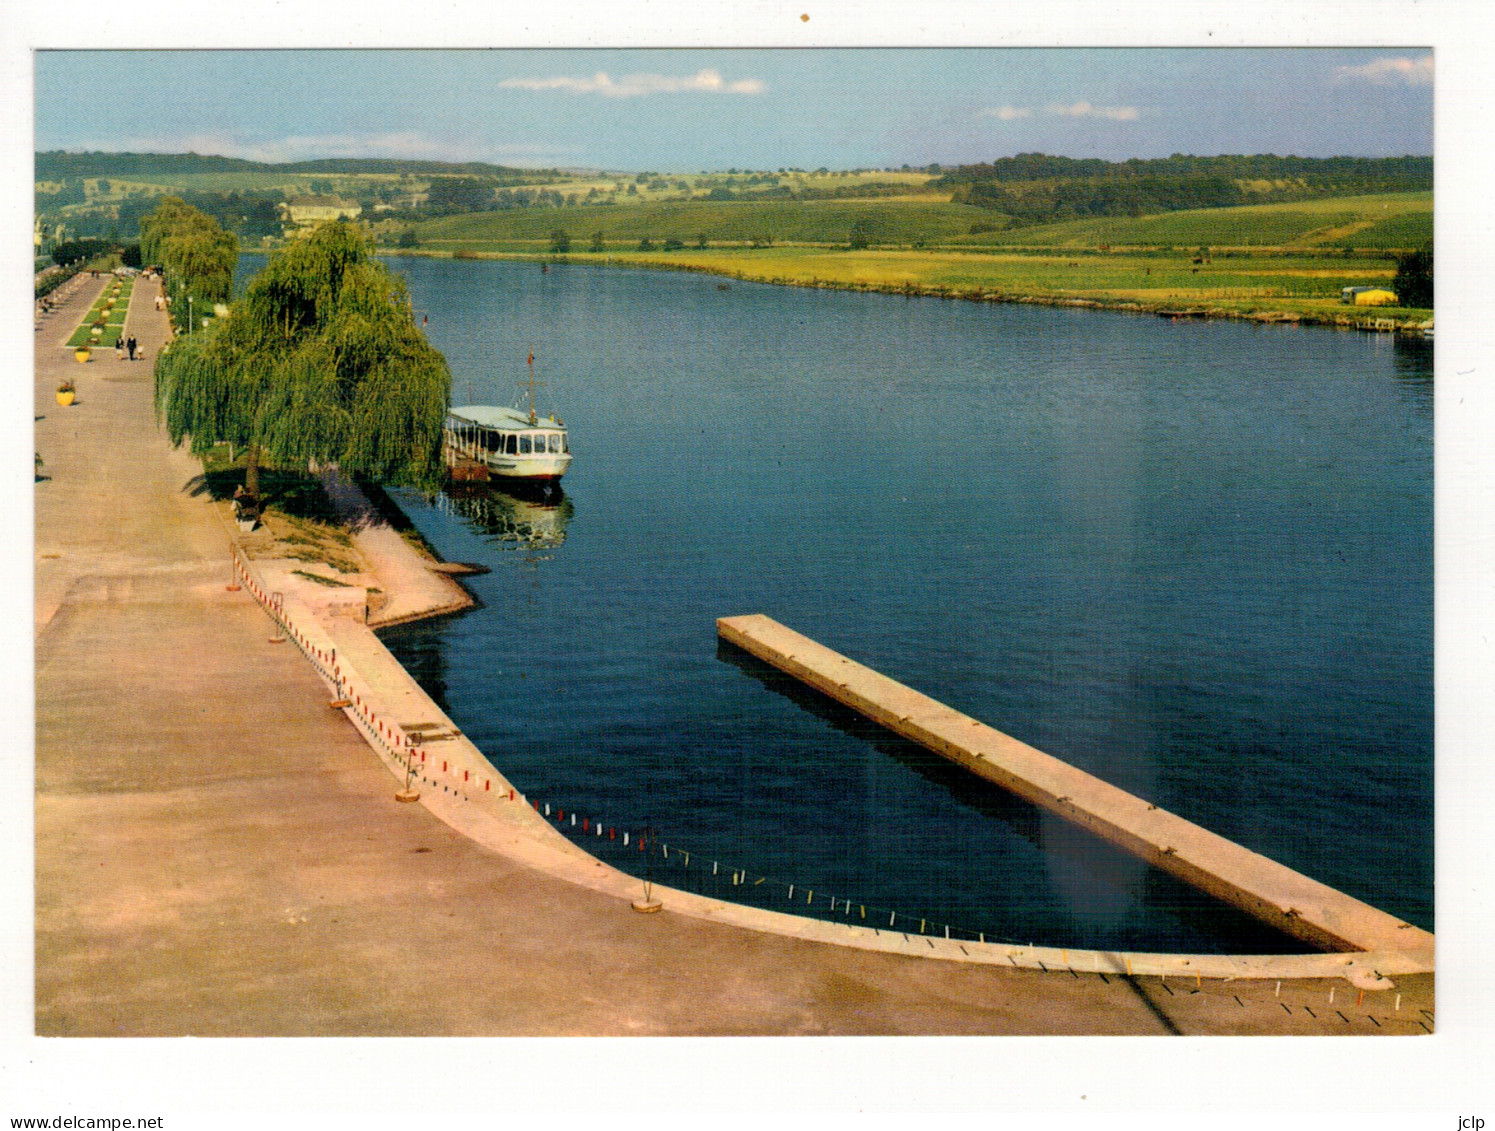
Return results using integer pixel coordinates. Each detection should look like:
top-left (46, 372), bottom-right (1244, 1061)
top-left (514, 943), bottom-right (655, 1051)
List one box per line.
top-left (442, 351), bottom-right (572, 483)
top-left (440, 483), bottom-right (573, 550)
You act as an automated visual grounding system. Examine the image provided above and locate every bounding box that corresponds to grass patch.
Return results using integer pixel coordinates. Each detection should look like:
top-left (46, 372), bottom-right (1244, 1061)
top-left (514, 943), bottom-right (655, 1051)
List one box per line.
top-left (588, 246), bottom-right (1422, 315)
top-left (65, 278), bottom-right (135, 347)
top-left (291, 569), bottom-right (353, 587)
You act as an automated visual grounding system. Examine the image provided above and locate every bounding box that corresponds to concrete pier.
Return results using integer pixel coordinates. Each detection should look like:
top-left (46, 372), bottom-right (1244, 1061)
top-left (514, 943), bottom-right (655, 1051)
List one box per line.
top-left (718, 614), bottom-right (1435, 959)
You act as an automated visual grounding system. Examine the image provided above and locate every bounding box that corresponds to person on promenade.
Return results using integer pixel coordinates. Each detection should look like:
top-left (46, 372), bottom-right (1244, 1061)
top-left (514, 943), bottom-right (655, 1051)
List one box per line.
top-left (127, 335), bottom-right (137, 361)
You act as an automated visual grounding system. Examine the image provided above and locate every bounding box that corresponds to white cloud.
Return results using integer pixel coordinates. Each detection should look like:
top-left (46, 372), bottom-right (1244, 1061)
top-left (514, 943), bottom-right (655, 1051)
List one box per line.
top-left (498, 68), bottom-right (765, 98)
top-left (1044, 101), bottom-right (1140, 121)
top-left (981, 105), bottom-right (1032, 121)
top-left (981, 101), bottom-right (1139, 123)
top-left (1337, 55), bottom-right (1434, 86)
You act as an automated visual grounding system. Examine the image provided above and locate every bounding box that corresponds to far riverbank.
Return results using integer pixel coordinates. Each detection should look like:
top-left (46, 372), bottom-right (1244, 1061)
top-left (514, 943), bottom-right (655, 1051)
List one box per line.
top-left (365, 245), bottom-right (1433, 335)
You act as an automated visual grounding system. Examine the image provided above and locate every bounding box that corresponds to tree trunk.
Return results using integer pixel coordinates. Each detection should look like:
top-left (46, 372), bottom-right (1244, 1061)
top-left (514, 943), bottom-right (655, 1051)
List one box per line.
top-left (245, 443), bottom-right (261, 500)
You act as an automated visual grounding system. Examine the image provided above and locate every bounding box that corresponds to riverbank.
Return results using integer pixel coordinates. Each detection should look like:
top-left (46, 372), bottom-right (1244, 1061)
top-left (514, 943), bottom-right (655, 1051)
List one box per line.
top-left (373, 244), bottom-right (1433, 334)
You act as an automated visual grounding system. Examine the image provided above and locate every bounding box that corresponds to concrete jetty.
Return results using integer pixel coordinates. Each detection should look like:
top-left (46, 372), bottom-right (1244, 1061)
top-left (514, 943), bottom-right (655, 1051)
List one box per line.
top-left (718, 614), bottom-right (1435, 959)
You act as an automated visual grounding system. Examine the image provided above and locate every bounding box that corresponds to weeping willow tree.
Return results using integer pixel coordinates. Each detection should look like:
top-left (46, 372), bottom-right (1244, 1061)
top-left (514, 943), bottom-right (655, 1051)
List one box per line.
top-left (154, 221), bottom-right (451, 495)
top-left (139, 197), bottom-right (237, 334)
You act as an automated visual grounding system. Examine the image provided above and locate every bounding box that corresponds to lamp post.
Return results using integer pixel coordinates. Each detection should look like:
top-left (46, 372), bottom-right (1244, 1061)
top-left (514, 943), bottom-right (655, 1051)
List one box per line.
top-left (187, 294), bottom-right (193, 335)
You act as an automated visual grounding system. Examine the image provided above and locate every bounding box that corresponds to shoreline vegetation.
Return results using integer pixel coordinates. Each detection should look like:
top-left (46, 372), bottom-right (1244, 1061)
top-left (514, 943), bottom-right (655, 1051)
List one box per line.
top-left (370, 242), bottom-right (1433, 332)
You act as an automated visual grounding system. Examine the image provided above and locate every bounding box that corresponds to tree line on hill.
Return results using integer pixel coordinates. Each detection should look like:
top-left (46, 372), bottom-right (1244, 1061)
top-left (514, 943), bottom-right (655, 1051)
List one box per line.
top-left (936, 153), bottom-right (1432, 226)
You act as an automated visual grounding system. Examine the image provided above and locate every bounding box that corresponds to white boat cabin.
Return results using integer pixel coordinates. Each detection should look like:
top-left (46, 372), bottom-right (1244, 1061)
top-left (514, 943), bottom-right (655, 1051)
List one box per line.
top-left (444, 404), bottom-right (572, 482)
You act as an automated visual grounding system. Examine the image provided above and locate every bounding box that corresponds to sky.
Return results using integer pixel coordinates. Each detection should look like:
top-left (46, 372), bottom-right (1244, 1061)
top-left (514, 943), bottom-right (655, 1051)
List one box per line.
top-left (33, 47), bottom-right (1433, 171)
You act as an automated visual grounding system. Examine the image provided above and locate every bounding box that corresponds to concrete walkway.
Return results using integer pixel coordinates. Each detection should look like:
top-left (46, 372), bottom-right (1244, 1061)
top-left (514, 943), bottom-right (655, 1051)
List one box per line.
top-left (33, 274), bottom-right (1431, 1035)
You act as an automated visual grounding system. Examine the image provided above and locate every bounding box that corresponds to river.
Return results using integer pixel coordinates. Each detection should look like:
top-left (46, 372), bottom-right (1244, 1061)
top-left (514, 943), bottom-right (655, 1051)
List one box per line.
top-left (240, 253), bottom-right (1434, 953)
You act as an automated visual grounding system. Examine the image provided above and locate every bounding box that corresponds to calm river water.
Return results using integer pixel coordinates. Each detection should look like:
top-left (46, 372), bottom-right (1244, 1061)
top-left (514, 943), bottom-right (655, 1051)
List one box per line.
top-left (244, 254), bottom-right (1434, 953)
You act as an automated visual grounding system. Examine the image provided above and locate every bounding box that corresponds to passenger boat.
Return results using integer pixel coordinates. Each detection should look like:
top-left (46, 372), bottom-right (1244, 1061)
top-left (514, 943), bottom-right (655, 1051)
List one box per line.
top-left (442, 353), bottom-right (572, 483)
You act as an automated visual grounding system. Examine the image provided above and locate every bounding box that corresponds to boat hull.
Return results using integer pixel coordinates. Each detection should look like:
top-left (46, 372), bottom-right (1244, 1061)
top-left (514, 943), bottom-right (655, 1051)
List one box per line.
top-left (483, 454), bottom-right (572, 481)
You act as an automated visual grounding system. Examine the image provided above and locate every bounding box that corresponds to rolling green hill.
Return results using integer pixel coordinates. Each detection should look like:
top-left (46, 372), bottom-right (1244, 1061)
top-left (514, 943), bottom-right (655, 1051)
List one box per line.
top-left (953, 193), bottom-right (1431, 251)
top-left (410, 198), bottom-right (995, 248)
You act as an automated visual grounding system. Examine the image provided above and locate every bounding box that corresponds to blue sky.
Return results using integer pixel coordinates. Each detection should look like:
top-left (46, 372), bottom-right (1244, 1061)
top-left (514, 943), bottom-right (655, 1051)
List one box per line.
top-left (33, 48), bottom-right (1433, 171)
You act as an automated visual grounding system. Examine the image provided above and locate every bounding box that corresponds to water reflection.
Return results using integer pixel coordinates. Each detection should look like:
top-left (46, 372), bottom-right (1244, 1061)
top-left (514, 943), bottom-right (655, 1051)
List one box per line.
top-left (1393, 336), bottom-right (1434, 380)
top-left (435, 482), bottom-right (574, 552)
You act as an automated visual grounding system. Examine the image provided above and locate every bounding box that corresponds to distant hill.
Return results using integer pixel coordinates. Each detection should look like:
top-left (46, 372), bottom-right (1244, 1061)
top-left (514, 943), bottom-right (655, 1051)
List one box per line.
top-left (935, 153), bottom-right (1433, 227)
top-left (35, 150), bottom-right (533, 181)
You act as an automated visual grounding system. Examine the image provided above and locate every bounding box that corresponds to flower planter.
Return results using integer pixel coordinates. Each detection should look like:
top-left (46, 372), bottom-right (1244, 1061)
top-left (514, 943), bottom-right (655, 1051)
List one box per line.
top-left (74, 348), bottom-right (90, 363)
top-left (57, 389), bottom-right (76, 406)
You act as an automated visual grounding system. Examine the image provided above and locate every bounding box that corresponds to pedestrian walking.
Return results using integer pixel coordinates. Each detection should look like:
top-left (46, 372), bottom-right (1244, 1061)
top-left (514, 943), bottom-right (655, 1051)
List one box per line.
top-left (127, 335), bottom-right (137, 361)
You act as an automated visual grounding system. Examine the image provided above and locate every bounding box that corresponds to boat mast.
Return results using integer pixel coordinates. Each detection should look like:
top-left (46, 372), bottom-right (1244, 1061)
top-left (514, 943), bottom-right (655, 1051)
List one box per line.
top-left (527, 347), bottom-right (537, 425)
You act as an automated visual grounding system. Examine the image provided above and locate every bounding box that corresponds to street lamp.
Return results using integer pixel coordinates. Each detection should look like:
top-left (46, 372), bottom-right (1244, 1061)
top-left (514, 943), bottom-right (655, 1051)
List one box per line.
top-left (187, 295), bottom-right (193, 335)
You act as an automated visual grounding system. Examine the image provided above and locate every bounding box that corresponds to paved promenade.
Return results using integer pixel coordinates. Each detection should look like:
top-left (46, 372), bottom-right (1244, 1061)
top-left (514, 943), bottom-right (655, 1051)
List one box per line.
top-left (33, 274), bottom-right (1430, 1035)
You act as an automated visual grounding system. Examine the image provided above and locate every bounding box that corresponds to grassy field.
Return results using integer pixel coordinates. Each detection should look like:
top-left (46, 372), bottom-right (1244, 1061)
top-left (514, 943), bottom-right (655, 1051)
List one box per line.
top-left (959, 192), bottom-right (1432, 250)
top-left (406, 196), bottom-right (991, 249)
top-left (399, 191), bottom-right (1430, 256)
top-left (387, 190), bottom-right (1431, 325)
top-left (389, 242), bottom-right (1429, 325)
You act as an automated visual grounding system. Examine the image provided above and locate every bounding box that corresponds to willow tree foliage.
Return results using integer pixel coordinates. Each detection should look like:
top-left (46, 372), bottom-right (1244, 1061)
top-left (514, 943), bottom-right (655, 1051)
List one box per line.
top-left (139, 196), bottom-right (238, 333)
top-left (154, 221), bottom-right (452, 492)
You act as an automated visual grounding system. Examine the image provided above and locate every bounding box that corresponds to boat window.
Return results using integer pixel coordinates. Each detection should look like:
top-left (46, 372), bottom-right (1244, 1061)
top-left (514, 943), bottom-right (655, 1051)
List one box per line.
top-left (519, 435), bottom-right (532, 455)
top-left (506, 434), bottom-right (517, 455)
top-left (548, 434), bottom-right (561, 454)
top-left (561, 434), bottom-right (569, 453)
top-left (485, 430), bottom-right (502, 453)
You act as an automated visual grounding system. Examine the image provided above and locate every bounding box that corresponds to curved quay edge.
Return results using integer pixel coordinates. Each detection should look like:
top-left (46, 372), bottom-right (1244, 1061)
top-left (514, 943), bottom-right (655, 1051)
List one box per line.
top-left (224, 530), bottom-right (1432, 992)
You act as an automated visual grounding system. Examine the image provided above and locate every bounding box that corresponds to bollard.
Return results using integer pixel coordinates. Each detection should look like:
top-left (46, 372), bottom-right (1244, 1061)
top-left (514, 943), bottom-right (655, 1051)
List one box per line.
top-left (1276, 981), bottom-right (1281, 997)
